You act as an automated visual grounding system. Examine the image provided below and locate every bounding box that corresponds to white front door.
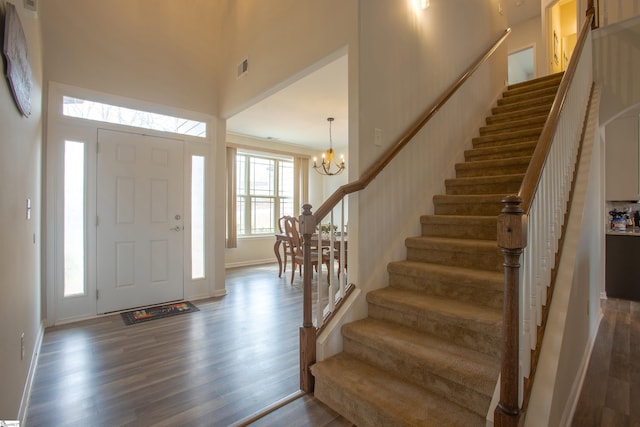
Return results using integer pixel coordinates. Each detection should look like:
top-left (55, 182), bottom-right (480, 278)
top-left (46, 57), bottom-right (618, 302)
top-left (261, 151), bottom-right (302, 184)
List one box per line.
top-left (96, 129), bottom-right (184, 313)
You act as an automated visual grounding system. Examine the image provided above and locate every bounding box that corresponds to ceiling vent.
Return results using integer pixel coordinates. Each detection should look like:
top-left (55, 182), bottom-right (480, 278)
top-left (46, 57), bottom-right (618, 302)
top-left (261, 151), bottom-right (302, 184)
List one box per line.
top-left (237, 58), bottom-right (248, 79)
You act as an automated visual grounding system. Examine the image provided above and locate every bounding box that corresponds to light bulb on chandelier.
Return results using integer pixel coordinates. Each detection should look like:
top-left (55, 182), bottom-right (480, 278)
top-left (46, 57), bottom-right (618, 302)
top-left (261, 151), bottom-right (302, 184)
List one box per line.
top-left (313, 117), bottom-right (345, 176)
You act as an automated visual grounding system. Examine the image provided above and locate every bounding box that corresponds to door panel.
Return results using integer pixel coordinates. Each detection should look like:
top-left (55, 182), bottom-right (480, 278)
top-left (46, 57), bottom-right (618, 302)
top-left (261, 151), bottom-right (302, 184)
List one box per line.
top-left (97, 129), bottom-right (184, 313)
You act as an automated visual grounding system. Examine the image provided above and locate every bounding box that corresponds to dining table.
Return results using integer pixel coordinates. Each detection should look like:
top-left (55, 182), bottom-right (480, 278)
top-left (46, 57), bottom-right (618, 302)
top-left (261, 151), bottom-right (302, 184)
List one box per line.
top-left (273, 232), bottom-right (347, 278)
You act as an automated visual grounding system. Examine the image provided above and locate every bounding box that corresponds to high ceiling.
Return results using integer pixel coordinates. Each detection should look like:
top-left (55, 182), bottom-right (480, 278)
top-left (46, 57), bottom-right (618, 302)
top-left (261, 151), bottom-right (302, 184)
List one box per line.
top-left (226, 1), bottom-right (541, 150)
top-left (227, 54), bottom-right (349, 150)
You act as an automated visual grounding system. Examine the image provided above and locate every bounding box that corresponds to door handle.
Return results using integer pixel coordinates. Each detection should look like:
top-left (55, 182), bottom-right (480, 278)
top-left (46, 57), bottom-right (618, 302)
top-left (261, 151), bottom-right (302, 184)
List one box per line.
top-left (170, 226), bottom-right (182, 232)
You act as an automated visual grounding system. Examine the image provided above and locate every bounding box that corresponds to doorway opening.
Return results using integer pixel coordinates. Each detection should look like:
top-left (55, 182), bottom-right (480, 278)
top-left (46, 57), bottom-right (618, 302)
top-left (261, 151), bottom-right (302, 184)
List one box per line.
top-left (547, 0), bottom-right (578, 74)
top-left (508, 46), bottom-right (535, 84)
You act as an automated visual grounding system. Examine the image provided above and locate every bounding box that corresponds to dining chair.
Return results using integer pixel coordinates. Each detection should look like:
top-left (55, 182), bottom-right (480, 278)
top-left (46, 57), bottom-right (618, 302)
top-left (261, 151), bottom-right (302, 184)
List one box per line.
top-left (278, 215), bottom-right (297, 275)
top-left (284, 216), bottom-right (330, 285)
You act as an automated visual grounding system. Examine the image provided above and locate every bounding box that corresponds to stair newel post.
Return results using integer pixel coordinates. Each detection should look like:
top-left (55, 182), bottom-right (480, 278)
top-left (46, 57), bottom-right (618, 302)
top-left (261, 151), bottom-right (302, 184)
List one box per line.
top-left (495, 195), bottom-right (526, 427)
top-left (299, 204), bottom-right (317, 392)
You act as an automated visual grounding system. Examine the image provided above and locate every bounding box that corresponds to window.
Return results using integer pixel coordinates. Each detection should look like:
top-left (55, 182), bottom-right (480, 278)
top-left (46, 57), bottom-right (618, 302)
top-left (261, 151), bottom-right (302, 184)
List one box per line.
top-left (64, 140), bottom-right (86, 296)
top-left (63, 96), bottom-right (207, 138)
top-left (236, 152), bottom-right (294, 236)
top-left (191, 156), bottom-right (205, 279)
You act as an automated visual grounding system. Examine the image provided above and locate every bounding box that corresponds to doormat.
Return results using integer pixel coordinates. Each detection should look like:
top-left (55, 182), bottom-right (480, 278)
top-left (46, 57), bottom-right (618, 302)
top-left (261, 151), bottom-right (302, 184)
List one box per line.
top-left (120, 301), bottom-right (199, 325)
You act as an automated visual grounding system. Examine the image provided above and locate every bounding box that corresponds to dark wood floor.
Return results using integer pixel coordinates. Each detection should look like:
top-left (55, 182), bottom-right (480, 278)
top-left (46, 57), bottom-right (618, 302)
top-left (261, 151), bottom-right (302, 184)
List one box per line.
top-left (26, 264), bottom-right (347, 427)
top-left (572, 298), bottom-right (640, 426)
top-left (28, 265), bottom-right (633, 426)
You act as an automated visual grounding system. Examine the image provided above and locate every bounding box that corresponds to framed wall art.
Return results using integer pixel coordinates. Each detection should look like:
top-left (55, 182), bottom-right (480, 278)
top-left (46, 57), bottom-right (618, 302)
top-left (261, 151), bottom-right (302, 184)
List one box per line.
top-left (3, 2), bottom-right (32, 116)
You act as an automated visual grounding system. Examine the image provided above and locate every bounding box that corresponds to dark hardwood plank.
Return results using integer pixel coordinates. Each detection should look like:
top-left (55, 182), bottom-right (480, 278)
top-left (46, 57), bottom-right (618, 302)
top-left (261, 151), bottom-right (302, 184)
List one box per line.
top-left (26, 264), bottom-right (349, 427)
top-left (572, 298), bottom-right (640, 427)
top-left (246, 394), bottom-right (353, 427)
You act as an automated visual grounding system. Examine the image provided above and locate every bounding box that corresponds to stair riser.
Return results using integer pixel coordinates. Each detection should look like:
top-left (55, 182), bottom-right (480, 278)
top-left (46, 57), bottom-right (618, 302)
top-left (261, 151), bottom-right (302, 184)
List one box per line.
top-left (342, 337), bottom-right (493, 417)
top-left (388, 272), bottom-right (503, 309)
top-left (455, 160), bottom-right (531, 178)
top-left (471, 127), bottom-right (542, 147)
top-left (465, 145), bottom-right (536, 162)
top-left (472, 136), bottom-right (539, 150)
top-left (492, 96), bottom-right (555, 115)
top-left (479, 118), bottom-right (547, 135)
top-left (433, 200), bottom-right (504, 216)
top-left (367, 302), bottom-right (501, 358)
top-left (503, 86), bottom-right (561, 100)
top-left (497, 87), bottom-right (558, 106)
top-left (421, 222), bottom-right (497, 240)
top-left (506, 75), bottom-right (563, 93)
top-left (487, 105), bottom-right (552, 125)
top-left (456, 163), bottom-right (529, 178)
top-left (312, 376), bottom-right (392, 427)
top-left (406, 246), bottom-right (502, 272)
top-left (475, 127), bottom-right (543, 143)
top-left (445, 180), bottom-right (522, 195)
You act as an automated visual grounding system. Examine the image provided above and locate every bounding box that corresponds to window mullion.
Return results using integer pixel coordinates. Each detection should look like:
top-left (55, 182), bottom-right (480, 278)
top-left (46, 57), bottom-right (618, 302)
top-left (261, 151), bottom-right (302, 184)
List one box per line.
top-left (244, 158), bottom-right (252, 235)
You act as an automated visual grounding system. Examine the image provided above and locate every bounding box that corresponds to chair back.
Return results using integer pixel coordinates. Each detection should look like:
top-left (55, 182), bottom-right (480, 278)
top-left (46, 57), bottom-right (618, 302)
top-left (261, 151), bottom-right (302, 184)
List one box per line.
top-left (283, 216), bottom-right (301, 257)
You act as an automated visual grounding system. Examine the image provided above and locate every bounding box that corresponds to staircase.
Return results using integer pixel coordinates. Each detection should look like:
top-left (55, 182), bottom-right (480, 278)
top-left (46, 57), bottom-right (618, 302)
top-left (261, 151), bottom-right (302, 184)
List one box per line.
top-left (311, 73), bottom-right (564, 427)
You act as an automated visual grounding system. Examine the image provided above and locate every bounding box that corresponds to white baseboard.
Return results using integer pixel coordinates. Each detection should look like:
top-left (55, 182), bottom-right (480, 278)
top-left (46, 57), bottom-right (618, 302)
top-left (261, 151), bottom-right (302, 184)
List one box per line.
top-left (225, 258), bottom-right (277, 269)
top-left (210, 289), bottom-right (228, 298)
top-left (18, 320), bottom-right (45, 425)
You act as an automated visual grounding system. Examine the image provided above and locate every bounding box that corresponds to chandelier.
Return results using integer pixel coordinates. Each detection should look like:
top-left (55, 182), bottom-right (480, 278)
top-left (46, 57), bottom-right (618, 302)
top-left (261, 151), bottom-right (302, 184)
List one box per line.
top-left (313, 117), bottom-right (345, 176)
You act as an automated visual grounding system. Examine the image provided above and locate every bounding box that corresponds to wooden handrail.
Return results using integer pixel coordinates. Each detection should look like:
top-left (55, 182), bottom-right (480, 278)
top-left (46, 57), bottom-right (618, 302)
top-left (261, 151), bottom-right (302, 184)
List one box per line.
top-left (312, 28), bottom-right (512, 222)
top-left (517, 10), bottom-right (595, 214)
top-left (299, 27), bottom-right (512, 395)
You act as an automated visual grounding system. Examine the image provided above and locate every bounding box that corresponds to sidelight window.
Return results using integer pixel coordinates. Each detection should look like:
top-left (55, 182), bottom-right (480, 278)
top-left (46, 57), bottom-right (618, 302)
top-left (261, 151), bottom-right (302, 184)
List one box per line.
top-left (64, 140), bottom-right (86, 297)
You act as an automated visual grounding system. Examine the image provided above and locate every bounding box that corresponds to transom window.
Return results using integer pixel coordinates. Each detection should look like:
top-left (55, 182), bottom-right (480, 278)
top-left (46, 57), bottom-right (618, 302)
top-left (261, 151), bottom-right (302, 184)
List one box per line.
top-left (63, 96), bottom-right (207, 138)
top-left (236, 151), bottom-right (294, 236)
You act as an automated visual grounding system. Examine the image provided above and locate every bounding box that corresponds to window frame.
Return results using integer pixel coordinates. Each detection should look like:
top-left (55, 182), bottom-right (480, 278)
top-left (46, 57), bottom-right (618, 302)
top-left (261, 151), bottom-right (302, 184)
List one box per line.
top-left (236, 150), bottom-right (294, 237)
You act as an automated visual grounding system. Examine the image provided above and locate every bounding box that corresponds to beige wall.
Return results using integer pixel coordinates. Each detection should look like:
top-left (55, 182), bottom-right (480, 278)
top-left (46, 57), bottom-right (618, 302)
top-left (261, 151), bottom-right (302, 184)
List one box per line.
top-left (594, 16), bottom-right (640, 125)
top-left (508, 15), bottom-right (546, 80)
top-left (352, 0), bottom-right (508, 303)
top-left (0, 0), bottom-right (43, 420)
top-left (599, 0), bottom-right (640, 26)
top-left (217, 0), bottom-right (358, 120)
top-left (39, 0), bottom-right (220, 115)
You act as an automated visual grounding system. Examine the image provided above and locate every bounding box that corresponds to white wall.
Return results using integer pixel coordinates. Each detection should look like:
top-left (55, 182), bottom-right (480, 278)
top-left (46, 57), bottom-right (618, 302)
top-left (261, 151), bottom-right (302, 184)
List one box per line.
top-left (0, 1), bottom-right (43, 421)
top-left (39, 0), bottom-right (219, 115)
top-left (509, 15), bottom-right (546, 79)
top-left (354, 0), bottom-right (508, 305)
top-left (217, 0), bottom-right (358, 120)
top-left (599, 0), bottom-right (640, 26)
top-left (593, 16), bottom-right (640, 125)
